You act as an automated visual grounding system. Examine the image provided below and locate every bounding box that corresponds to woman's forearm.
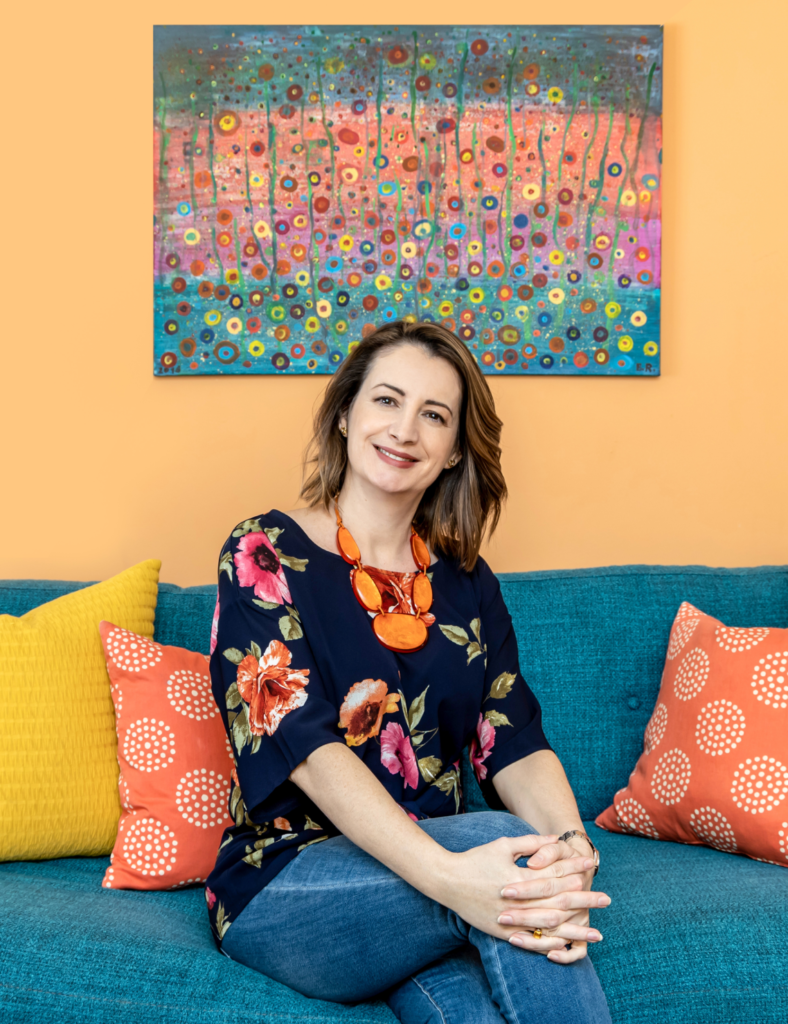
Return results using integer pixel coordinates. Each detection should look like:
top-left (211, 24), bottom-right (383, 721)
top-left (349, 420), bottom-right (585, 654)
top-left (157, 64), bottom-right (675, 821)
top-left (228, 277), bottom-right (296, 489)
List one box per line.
top-left (492, 749), bottom-right (585, 838)
top-left (290, 742), bottom-right (455, 901)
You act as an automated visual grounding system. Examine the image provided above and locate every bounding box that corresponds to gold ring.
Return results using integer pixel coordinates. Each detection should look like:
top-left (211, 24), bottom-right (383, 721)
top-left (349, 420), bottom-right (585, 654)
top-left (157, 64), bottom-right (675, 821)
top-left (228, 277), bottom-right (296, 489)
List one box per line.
top-left (533, 928), bottom-right (542, 939)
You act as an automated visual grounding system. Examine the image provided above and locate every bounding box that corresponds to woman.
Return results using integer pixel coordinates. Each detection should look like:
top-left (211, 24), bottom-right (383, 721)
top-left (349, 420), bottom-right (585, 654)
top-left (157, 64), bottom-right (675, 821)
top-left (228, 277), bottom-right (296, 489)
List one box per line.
top-left (206, 320), bottom-right (612, 1023)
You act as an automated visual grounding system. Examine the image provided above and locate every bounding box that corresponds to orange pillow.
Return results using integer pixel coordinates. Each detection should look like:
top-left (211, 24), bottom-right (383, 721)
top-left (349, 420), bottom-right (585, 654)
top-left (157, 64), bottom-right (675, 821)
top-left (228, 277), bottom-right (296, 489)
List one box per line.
top-left (99, 621), bottom-right (235, 890)
top-left (596, 602), bottom-right (788, 867)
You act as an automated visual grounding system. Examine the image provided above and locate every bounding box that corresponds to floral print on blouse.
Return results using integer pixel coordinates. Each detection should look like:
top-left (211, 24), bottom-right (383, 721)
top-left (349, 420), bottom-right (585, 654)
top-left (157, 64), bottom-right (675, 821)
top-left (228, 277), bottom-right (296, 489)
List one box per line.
top-left (205, 510), bottom-right (552, 948)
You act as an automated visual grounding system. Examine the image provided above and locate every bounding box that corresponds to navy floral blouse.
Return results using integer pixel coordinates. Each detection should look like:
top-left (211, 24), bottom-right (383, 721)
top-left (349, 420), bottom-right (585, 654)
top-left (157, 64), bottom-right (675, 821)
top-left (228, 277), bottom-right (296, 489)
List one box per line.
top-left (205, 510), bottom-right (552, 948)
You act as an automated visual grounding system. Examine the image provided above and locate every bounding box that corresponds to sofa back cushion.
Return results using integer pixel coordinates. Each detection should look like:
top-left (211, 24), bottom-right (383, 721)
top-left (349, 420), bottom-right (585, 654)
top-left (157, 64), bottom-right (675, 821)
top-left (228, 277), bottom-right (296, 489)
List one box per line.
top-left (2, 566), bottom-right (786, 822)
top-left (498, 565), bottom-right (788, 818)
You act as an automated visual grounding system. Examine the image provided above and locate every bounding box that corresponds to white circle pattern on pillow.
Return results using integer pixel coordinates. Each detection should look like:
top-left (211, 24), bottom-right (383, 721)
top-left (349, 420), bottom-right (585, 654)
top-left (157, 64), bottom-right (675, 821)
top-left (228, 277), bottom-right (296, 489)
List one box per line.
top-left (715, 625), bottom-right (769, 653)
top-left (105, 627), bottom-right (163, 672)
top-left (667, 615), bottom-right (702, 661)
top-left (750, 652), bottom-right (788, 709)
top-left (674, 648), bottom-right (710, 701)
top-left (689, 807), bottom-right (737, 852)
top-left (651, 748), bottom-right (692, 804)
top-left (123, 818), bottom-right (178, 875)
top-left (175, 769), bottom-right (230, 828)
top-left (779, 823), bottom-right (787, 863)
top-left (730, 756), bottom-right (788, 813)
top-left (644, 703), bottom-right (668, 754)
top-left (615, 797), bottom-right (659, 838)
top-left (166, 668), bottom-right (218, 720)
top-left (695, 700), bottom-right (746, 756)
top-left (123, 718), bottom-right (176, 772)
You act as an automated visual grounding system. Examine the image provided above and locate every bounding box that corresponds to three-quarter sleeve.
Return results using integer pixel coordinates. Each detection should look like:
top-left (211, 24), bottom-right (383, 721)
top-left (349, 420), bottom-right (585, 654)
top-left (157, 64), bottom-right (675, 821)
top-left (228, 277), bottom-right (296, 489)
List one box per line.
top-left (210, 527), bottom-right (344, 817)
top-left (469, 559), bottom-right (553, 808)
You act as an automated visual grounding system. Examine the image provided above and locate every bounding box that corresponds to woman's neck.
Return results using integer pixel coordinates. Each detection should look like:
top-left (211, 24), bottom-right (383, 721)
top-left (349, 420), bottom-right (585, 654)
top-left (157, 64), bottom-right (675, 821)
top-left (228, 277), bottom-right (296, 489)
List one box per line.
top-left (336, 476), bottom-right (423, 572)
top-left (285, 475), bottom-right (429, 572)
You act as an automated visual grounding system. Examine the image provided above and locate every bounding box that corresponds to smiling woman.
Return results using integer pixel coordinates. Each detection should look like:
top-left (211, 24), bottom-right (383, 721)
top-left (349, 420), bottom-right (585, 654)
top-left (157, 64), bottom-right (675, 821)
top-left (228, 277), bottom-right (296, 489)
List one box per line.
top-left (299, 320), bottom-right (508, 571)
top-left (206, 320), bottom-right (612, 1024)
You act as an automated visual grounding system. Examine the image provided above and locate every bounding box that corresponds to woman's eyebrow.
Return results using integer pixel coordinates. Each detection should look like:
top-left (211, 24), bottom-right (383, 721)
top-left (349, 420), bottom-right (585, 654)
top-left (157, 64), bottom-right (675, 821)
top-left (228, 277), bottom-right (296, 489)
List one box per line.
top-left (372, 382), bottom-right (453, 416)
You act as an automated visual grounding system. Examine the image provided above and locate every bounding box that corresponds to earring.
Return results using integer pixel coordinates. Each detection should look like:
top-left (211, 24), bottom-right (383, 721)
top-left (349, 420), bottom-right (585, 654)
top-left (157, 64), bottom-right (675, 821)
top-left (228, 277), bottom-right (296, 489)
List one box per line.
top-left (339, 425), bottom-right (347, 437)
top-left (447, 457), bottom-right (456, 468)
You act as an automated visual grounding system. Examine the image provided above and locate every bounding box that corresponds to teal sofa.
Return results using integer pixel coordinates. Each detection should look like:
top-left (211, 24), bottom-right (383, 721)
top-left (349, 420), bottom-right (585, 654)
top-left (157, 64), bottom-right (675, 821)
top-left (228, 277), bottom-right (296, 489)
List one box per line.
top-left (1, 564), bottom-right (787, 1023)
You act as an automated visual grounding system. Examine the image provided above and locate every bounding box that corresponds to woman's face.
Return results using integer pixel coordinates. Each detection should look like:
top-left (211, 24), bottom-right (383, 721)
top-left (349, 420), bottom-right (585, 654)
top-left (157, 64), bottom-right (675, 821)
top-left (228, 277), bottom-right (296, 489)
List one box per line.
top-left (339, 343), bottom-right (463, 499)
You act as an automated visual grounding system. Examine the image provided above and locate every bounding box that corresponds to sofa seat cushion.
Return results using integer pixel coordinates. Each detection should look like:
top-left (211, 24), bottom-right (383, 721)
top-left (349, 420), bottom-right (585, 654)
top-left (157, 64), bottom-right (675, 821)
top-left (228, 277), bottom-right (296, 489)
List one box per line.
top-left (1, 824), bottom-right (785, 1024)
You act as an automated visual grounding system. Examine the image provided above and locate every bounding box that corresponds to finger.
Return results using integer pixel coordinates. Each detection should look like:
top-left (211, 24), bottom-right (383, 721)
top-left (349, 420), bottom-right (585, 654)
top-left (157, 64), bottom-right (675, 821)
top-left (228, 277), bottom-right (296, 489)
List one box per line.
top-left (548, 941), bottom-right (588, 964)
top-left (527, 838), bottom-right (589, 869)
top-left (508, 931), bottom-right (568, 953)
top-left (508, 923), bottom-right (601, 947)
top-left (502, 889), bottom-right (611, 913)
top-left (500, 833), bottom-right (558, 861)
top-left (501, 872), bottom-right (587, 901)
top-left (498, 908), bottom-right (573, 930)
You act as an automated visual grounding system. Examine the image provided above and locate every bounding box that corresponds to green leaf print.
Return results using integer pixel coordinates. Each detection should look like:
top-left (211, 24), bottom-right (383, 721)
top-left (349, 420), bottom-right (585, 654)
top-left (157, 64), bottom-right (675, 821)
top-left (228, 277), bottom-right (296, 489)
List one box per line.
top-left (431, 767), bottom-right (461, 813)
top-left (263, 526), bottom-right (284, 546)
top-left (223, 648), bottom-right (244, 665)
top-left (253, 599), bottom-right (280, 609)
top-left (439, 624), bottom-right (470, 646)
top-left (214, 902), bottom-right (233, 939)
top-left (219, 551), bottom-right (234, 581)
top-left (233, 518), bottom-right (262, 538)
top-left (484, 710), bottom-right (513, 728)
top-left (226, 681), bottom-right (242, 710)
top-left (486, 672), bottom-right (516, 701)
top-left (279, 606), bottom-right (304, 641)
top-left (418, 756), bottom-right (443, 782)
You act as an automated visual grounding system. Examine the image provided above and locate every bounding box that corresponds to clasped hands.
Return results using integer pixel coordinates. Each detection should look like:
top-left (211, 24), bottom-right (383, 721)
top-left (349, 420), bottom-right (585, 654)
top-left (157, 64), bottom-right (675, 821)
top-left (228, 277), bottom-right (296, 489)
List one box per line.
top-left (444, 833), bottom-right (611, 965)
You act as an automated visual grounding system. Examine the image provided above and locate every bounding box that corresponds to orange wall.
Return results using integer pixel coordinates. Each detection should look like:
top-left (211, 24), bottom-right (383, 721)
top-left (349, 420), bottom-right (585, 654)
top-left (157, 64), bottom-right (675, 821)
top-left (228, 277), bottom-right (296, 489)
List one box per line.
top-left (2, 1), bottom-right (786, 586)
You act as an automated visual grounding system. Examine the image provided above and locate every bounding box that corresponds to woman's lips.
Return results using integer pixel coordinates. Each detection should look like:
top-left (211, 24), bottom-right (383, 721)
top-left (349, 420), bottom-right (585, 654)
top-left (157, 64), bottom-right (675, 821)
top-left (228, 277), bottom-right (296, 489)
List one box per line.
top-left (373, 444), bottom-right (419, 467)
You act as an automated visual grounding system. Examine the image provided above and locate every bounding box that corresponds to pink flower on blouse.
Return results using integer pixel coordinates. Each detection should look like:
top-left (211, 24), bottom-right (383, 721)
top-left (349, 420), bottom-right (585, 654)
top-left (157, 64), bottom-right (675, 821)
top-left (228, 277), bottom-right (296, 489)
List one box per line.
top-left (470, 714), bottom-right (496, 782)
top-left (210, 592), bottom-right (220, 654)
top-left (234, 531), bottom-right (292, 605)
top-left (380, 722), bottom-right (419, 789)
top-left (205, 887), bottom-right (217, 909)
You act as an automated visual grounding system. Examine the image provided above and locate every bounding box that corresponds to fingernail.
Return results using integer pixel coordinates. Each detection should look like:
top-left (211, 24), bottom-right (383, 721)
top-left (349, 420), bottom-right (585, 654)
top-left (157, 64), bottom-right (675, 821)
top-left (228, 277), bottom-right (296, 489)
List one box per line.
top-left (547, 952), bottom-right (560, 961)
top-left (583, 859), bottom-right (594, 870)
top-left (597, 895), bottom-right (611, 907)
top-left (498, 914), bottom-right (513, 925)
top-left (528, 857), bottom-right (542, 866)
top-left (501, 888), bottom-right (517, 898)
top-left (509, 936), bottom-right (525, 947)
top-left (588, 930), bottom-right (602, 942)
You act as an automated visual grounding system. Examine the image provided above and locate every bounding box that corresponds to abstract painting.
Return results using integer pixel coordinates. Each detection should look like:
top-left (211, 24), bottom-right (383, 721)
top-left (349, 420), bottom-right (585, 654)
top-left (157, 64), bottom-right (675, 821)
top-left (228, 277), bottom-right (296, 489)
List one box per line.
top-left (154, 25), bottom-right (662, 376)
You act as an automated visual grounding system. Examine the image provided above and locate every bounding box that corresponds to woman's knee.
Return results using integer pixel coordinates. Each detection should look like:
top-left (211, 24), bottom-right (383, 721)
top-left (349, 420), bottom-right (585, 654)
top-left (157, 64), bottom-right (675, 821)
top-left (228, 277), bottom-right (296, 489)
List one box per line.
top-left (418, 811), bottom-right (537, 854)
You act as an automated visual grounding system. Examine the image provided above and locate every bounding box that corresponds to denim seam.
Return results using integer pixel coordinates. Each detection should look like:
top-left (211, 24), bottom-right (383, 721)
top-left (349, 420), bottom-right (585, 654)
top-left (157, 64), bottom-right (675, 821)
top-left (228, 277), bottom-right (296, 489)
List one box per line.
top-left (410, 975), bottom-right (449, 1024)
top-left (490, 938), bottom-right (519, 1024)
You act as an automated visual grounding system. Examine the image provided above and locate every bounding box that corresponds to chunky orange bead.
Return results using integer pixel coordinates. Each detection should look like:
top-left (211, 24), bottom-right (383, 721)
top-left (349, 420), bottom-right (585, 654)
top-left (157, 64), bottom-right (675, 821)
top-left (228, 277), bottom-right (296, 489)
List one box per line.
top-left (373, 612), bottom-right (428, 652)
top-left (413, 572), bottom-right (433, 613)
top-left (351, 567), bottom-right (383, 612)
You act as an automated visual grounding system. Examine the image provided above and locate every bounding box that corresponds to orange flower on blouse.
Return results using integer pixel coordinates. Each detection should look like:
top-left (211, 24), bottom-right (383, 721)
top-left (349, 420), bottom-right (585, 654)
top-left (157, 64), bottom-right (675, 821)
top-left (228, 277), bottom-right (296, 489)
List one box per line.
top-left (339, 678), bottom-right (400, 746)
top-left (236, 638), bottom-right (309, 736)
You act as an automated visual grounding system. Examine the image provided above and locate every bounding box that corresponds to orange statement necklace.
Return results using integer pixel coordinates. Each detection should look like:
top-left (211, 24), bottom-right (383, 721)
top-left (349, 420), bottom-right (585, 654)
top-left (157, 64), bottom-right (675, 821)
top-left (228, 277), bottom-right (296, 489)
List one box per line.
top-left (335, 502), bottom-right (433, 653)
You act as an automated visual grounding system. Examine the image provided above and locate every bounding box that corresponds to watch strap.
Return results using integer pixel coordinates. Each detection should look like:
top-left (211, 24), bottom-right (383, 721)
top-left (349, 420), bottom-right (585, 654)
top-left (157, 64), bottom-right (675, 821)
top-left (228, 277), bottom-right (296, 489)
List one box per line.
top-left (558, 829), bottom-right (599, 876)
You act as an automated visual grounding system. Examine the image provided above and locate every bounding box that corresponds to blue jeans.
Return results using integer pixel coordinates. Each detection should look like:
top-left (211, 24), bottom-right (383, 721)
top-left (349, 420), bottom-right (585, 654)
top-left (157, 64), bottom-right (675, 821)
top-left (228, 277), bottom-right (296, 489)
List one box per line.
top-left (222, 811), bottom-right (612, 1024)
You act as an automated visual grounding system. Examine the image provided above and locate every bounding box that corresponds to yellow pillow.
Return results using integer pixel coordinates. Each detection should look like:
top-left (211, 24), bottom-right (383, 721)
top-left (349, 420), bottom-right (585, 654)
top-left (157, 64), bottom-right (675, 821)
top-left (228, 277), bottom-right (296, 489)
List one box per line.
top-left (0, 560), bottom-right (160, 861)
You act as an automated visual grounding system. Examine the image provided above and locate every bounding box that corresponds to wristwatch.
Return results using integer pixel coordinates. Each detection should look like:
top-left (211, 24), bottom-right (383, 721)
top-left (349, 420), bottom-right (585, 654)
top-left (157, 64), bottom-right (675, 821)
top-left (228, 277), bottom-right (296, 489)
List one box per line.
top-left (558, 829), bottom-right (600, 876)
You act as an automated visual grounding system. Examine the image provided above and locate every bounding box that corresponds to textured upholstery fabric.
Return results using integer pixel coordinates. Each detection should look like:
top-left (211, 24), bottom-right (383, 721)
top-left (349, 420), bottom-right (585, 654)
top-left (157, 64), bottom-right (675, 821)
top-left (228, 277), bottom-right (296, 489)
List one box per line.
top-left (1, 564), bottom-right (787, 1023)
top-left (0, 825), bottom-right (785, 1024)
top-left (0, 562), bottom-right (160, 861)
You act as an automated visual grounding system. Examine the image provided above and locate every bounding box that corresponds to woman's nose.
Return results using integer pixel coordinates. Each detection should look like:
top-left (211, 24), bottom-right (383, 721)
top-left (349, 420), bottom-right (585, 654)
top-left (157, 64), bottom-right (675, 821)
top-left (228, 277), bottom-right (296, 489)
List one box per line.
top-left (389, 407), bottom-right (420, 442)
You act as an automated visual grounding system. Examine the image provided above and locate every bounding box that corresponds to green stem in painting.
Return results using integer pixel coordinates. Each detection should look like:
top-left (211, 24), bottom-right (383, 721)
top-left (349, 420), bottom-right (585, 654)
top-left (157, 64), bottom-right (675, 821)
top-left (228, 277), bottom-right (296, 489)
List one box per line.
top-left (316, 56), bottom-right (343, 223)
top-left (454, 39), bottom-right (468, 218)
top-left (244, 145), bottom-right (272, 280)
top-left (263, 81), bottom-right (278, 296)
top-left (585, 103), bottom-right (614, 251)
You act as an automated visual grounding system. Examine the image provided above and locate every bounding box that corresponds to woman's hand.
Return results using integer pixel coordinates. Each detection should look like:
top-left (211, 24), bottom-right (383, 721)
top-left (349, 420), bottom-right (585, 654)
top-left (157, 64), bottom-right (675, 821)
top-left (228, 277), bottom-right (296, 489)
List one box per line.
top-left (431, 833), bottom-right (606, 956)
top-left (496, 835), bottom-right (611, 964)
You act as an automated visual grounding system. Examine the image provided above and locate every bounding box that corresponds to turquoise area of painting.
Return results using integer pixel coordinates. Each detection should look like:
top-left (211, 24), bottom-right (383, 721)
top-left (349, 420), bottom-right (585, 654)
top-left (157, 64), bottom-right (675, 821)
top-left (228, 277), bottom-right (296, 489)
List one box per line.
top-left (153, 25), bottom-right (663, 377)
top-left (154, 283), bottom-right (660, 376)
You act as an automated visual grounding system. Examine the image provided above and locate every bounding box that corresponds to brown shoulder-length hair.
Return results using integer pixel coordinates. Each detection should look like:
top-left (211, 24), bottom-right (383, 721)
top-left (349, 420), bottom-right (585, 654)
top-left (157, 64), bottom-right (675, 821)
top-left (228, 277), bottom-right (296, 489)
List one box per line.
top-left (300, 320), bottom-right (507, 571)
